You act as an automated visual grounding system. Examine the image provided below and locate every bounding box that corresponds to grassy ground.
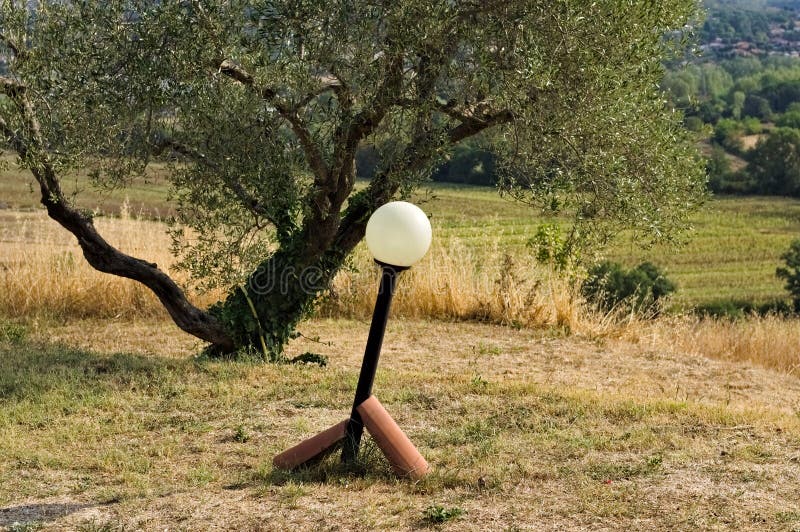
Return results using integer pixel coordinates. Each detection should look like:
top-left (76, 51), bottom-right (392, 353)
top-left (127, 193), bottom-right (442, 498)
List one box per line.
top-left (3, 161), bottom-right (800, 530)
top-left (2, 317), bottom-right (800, 531)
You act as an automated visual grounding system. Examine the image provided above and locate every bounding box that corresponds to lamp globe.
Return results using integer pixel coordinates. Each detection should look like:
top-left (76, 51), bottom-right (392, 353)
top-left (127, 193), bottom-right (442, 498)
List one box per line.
top-left (365, 201), bottom-right (432, 268)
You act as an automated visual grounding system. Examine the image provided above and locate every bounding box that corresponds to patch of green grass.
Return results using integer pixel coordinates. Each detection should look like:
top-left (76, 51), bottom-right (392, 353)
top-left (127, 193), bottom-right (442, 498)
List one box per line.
top-left (422, 504), bottom-right (464, 525)
top-left (776, 510), bottom-right (800, 523)
top-left (8, 522), bottom-right (44, 532)
top-left (0, 320), bottom-right (28, 344)
top-left (231, 424), bottom-right (251, 443)
top-left (585, 454), bottom-right (663, 481)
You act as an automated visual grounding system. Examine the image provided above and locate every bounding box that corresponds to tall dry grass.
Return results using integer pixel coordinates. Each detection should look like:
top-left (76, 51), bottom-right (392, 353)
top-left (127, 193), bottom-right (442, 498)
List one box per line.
top-left (1, 209), bottom-right (607, 333)
top-left (321, 240), bottom-right (614, 335)
top-left (0, 209), bottom-right (220, 319)
top-left (644, 315), bottom-right (800, 374)
top-left (2, 209), bottom-right (799, 373)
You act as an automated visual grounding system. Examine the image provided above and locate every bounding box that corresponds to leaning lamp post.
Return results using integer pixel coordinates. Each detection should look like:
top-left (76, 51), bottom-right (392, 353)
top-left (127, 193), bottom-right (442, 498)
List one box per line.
top-left (273, 201), bottom-right (432, 479)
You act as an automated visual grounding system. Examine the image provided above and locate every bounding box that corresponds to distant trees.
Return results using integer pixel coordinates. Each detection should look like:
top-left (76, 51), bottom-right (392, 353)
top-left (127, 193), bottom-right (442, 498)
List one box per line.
top-left (701, 6), bottom-right (782, 44)
top-left (660, 51), bottom-right (800, 198)
top-left (777, 239), bottom-right (800, 312)
top-left (749, 128), bottom-right (800, 196)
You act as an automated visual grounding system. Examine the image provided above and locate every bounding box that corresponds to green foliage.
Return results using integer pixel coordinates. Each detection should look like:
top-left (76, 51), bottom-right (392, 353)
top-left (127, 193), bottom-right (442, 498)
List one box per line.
top-left (714, 118), bottom-right (745, 153)
top-left (776, 238), bottom-right (800, 312)
top-left (0, 321), bottom-right (27, 344)
top-left (232, 424), bottom-right (251, 443)
top-left (684, 115), bottom-right (704, 132)
top-left (741, 116), bottom-right (763, 134)
top-left (776, 110), bottom-right (800, 128)
top-left (743, 94), bottom-right (773, 120)
top-left (422, 505), bottom-right (464, 524)
top-left (431, 142), bottom-right (497, 186)
top-left (529, 223), bottom-right (578, 272)
top-left (707, 145), bottom-right (735, 193)
top-left (694, 298), bottom-right (792, 319)
top-left (581, 262), bottom-right (676, 314)
top-left (749, 128), bottom-right (800, 196)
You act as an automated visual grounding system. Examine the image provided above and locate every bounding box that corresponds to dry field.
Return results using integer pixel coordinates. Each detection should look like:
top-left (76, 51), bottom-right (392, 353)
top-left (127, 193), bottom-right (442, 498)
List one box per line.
top-left (1, 317), bottom-right (800, 530)
top-left (2, 169), bottom-right (800, 529)
top-left (3, 209), bottom-right (800, 372)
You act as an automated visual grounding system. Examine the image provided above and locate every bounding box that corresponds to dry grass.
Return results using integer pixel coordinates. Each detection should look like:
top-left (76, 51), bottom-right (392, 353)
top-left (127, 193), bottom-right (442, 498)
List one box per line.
top-left (324, 241), bottom-right (597, 333)
top-left (0, 209), bottom-right (218, 319)
top-left (0, 209), bottom-right (614, 336)
top-left (644, 314), bottom-right (800, 374)
top-left (2, 317), bottom-right (800, 530)
top-left (3, 209), bottom-right (800, 373)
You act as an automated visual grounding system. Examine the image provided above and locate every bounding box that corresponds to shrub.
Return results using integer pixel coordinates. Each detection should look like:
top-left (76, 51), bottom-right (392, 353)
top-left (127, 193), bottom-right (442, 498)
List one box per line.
top-left (684, 115), bottom-right (704, 132)
top-left (741, 116), bottom-right (763, 135)
top-left (776, 239), bottom-right (800, 312)
top-left (694, 298), bottom-right (792, 319)
top-left (713, 118), bottom-right (744, 153)
top-left (581, 261), bottom-right (676, 314)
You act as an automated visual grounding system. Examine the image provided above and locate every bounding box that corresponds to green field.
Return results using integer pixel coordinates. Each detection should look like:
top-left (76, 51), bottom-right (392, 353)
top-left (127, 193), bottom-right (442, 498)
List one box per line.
top-left (3, 160), bottom-right (800, 308)
top-left (420, 186), bottom-right (800, 307)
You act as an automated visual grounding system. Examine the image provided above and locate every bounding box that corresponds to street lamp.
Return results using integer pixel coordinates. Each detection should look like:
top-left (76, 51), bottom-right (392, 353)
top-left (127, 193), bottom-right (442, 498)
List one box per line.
top-left (273, 201), bottom-right (432, 480)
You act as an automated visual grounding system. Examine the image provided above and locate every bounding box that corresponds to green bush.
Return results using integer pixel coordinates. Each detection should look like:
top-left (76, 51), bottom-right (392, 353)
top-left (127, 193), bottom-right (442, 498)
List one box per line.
top-left (776, 110), bottom-right (800, 129)
top-left (777, 239), bottom-right (800, 312)
top-left (694, 298), bottom-right (792, 319)
top-left (684, 115), bottom-right (704, 132)
top-left (581, 262), bottom-right (676, 314)
top-left (713, 118), bottom-right (744, 153)
top-left (741, 116), bottom-right (763, 135)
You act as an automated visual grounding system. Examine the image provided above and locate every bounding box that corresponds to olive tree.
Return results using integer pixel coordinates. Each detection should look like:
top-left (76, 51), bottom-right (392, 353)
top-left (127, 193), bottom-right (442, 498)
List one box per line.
top-left (0, 0), bottom-right (705, 358)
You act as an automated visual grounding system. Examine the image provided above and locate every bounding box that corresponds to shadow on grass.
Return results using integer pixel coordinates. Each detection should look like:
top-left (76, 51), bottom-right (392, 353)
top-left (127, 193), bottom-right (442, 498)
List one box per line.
top-left (0, 502), bottom-right (95, 527)
top-left (0, 338), bottom-right (192, 404)
top-left (254, 438), bottom-right (397, 487)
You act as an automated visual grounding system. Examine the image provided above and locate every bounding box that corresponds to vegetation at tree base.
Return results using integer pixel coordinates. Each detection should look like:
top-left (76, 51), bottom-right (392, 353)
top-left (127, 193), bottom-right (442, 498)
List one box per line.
top-left (776, 238), bottom-right (800, 312)
top-left (581, 262), bottom-right (677, 315)
top-left (0, 1), bottom-right (705, 359)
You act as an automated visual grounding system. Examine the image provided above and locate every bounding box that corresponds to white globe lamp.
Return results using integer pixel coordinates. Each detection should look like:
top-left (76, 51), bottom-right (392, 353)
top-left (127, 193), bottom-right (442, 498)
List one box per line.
top-left (365, 201), bottom-right (432, 268)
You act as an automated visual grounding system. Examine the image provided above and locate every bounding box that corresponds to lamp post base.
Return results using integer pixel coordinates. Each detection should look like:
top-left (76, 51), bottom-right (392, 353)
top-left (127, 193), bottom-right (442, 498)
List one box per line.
top-left (273, 395), bottom-right (429, 480)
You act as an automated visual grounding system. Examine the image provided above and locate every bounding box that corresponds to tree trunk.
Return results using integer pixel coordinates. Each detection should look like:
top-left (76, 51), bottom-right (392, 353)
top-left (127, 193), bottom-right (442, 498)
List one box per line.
top-left (212, 193), bottom-right (376, 358)
top-left (213, 248), bottom-right (339, 359)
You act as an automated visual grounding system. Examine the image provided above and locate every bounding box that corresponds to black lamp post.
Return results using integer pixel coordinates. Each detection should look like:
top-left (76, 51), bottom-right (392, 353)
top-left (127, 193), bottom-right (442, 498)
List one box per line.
top-left (341, 262), bottom-right (406, 462)
top-left (273, 201), bottom-right (432, 479)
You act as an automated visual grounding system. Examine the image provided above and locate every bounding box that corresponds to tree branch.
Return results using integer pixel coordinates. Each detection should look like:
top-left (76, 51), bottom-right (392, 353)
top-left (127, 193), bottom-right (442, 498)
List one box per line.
top-left (214, 58), bottom-right (329, 182)
top-left (447, 109), bottom-right (514, 143)
top-left (151, 135), bottom-right (280, 222)
top-left (291, 74), bottom-right (348, 112)
top-left (0, 30), bottom-right (24, 60)
top-left (332, 107), bottom-right (514, 255)
top-left (1, 88), bottom-right (235, 351)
